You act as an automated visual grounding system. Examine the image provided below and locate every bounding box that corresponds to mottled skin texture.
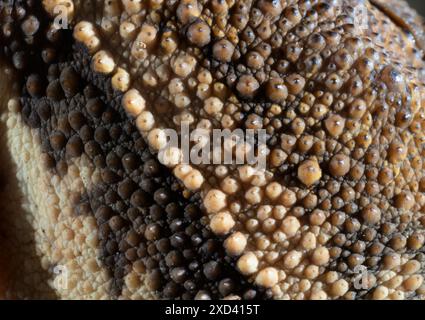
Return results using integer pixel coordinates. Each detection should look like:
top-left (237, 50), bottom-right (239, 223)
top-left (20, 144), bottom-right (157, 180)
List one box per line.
top-left (1, 0), bottom-right (268, 300)
top-left (1, 0), bottom-right (425, 300)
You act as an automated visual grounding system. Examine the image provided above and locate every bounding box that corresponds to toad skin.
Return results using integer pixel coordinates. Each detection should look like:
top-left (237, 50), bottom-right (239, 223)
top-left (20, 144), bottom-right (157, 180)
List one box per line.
top-left (1, 0), bottom-right (425, 300)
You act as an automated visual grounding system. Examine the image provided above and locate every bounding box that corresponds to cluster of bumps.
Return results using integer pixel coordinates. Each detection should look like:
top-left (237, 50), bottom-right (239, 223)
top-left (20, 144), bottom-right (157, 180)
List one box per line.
top-left (1, 0), bottom-right (425, 299)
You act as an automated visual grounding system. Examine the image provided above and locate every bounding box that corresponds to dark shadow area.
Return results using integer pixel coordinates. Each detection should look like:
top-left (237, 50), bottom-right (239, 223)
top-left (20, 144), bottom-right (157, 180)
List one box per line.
top-left (408, 0), bottom-right (425, 15)
top-left (0, 61), bottom-right (57, 300)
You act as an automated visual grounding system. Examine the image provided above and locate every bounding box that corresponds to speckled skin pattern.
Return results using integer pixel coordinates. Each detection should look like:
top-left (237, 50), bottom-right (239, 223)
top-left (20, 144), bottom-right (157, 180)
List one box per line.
top-left (1, 0), bottom-right (425, 300)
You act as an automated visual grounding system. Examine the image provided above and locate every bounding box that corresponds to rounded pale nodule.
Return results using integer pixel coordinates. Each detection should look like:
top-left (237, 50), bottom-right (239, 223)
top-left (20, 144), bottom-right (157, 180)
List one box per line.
top-left (213, 39), bottom-right (234, 62)
top-left (92, 50), bottom-right (115, 74)
top-left (173, 54), bottom-right (197, 78)
top-left (304, 265), bottom-right (320, 280)
top-left (388, 142), bottom-right (407, 164)
top-left (136, 111), bottom-right (155, 132)
top-left (169, 78), bottom-right (185, 95)
top-left (389, 291), bottom-right (405, 300)
top-left (204, 97), bottom-right (223, 115)
top-left (300, 232), bottom-right (317, 250)
top-left (403, 260), bottom-right (421, 275)
top-left (161, 31), bottom-right (178, 54)
top-left (257, 205), bottom-right (272, 221)
top-left (221, 177), bottom-right (240, 194)
top-left (84, 36), bottom-right (101, 53)
top-left (310, 290), bottom-right (328, 300)
top-left (187, 20), bottom-right (211, 47)
top-left (43, 0), bottom-right (74, 19)
top-left (280, 216), bottom-right (300, 238)
top-left (215, 166), bottom-right (229, 178)
top-left (408, 233), bottom-right (424, 250)
top-left (174, 94), bottom-right (191, 109)
top-left (395, 191), bottom-right (415, 211)
top-left (103, 0), bottom-right (121, 17)
top-left (236, 75), bottom-right (260, 98)
top-left (298, 159), bottom-right (322, 186)
top-left (142, 70), bottom-right (158, 87)
top-left (329, 154), bottom-right (351, 177)
top-left (237, 252), bottom-right (259, 275)
top-left (251, 172), bottom-right (268, 188)
top-left (266, 182), bottom-right (283, 200)
top-left (198, 69), bottom-right (213, 84)
top-left (383, 253), bottom-right (401, 270)
top-left (204, 189), bottom-right (227, 214)
top-left (283, 250), bottom-right (302, 269)
top-left (267, 78), bottom-right (288, 102)
top-left (197, 83), bottom-right (211, 100)
top-left (173, 164), bottom-right (193, 180)
top-left (403, 275), bottom-right (423, 291)
top-left (349, 98), bottom-right (367, 119)
top-left (177, 0), bottom-right (201, 24)
top-left (238, 165), bottom-right (256, 182)
top-left (311, 247), bottom-right (330, 266)
top-left (255, 267), bottom-right (279, 288)
top-left (245, 186), bottom-right (263, 205)
top-left (210, 211), bottom-right (235, 236)
top-left (330, 279), bottom-right (349, 297)
top-left (112, 68), bottom-right (131, 92)
top-left (273, 206), bottom-right (287, 220)
top-left (372, 286), bottom-right (389, 300)
top-left (362, 204), bottom-right (381, 225)
top-left (148, 128), bottom-right (168, 151)
top-left (246, 51), bottom-right (265, 70)
top-left (160, 147), bottom-right (182, 168)
top-left (73, 21), bottom-right (96, 42)
top-left (137, 23), bottom-right (158, 48)
top-left (122, 0), bottom-right (143, 15)
top-left (149, 0), bottom-right (166, 9)
top-left (224, 232), bottom-right (247, 256)
top-left (325, 114), bottom-right (346, 137)
top-left (123, 89), bottom-right (146, 117)
top-left (183, 169), bottom-right (204, 191)
top-left (270, 149), bottom-right (287, 167)
top-left (280, 189), bottom-right (297, 208)
top-left (120, 21), bottom-right (137, 40)
top-left (286, 73), bottom-right (306, 95)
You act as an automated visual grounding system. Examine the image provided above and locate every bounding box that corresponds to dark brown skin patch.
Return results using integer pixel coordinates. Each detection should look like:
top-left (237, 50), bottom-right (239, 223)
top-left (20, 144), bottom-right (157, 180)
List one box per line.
top-left (1, 0), bottom-right (72, 84)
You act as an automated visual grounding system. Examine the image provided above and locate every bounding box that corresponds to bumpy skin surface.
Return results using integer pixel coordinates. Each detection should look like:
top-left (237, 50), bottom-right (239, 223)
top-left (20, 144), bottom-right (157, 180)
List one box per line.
top-left (1, 0), bottom-right (425, 300)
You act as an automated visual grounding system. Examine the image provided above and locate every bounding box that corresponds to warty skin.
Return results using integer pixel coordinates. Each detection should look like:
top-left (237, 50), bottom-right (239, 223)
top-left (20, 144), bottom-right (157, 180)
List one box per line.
top-left (0, 0), bottom-right (425, 300)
